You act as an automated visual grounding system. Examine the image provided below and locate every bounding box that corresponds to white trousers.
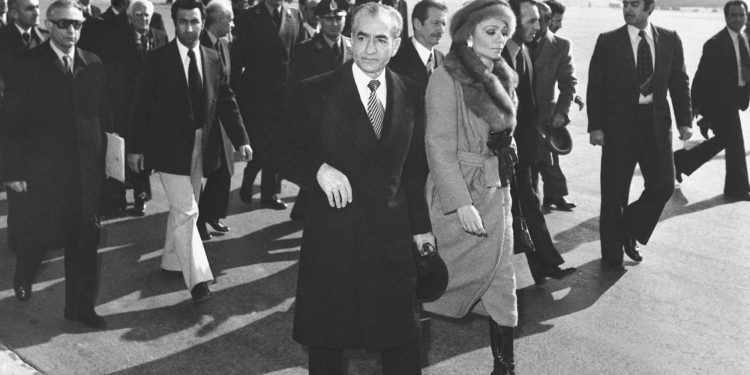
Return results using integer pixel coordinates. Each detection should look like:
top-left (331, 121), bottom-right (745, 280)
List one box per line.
top-left (158, 129), bottom-right (213, 290)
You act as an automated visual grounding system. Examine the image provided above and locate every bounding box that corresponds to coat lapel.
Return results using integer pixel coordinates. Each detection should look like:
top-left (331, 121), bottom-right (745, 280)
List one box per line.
top-left (200, 45), bottom-right (216, 132)
top-left (326, 63), bottom-right (379, 156)
top-left (377, 69), bottom-right (413, 158)
top-left (616, 26), bottom-right (638, 83)
top-left (652, 24), bottom-right (664, 77)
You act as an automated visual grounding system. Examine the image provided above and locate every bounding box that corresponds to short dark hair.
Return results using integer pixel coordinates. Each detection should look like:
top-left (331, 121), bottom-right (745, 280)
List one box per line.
top-left (171, 0), bottom-right (205, 21)
top-left (411, 0), bottom-right (447, 25)
top-left (724, 0), bottom-right (748, 17)
top-left (509, 0), bottom-right (536, 17)
top-left (46, 0), bottom-right (82, 19)
top-left (543, 0), bottom-right (565, 15)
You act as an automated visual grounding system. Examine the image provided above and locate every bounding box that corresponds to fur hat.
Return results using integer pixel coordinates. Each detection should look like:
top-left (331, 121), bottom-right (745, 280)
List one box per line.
top-left (450, 0), bottom-right (516, 43)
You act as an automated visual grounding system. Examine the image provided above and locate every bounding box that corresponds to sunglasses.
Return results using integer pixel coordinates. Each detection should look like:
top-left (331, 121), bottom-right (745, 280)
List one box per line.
top-left (49, 19), bottom-right (84, 30)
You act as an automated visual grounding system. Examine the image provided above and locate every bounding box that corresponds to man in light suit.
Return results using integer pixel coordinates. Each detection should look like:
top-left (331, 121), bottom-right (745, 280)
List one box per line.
top-left (128, 0), bottom-right (252, 303)
top-left (588, 0), bottom-right (692, 268)
top-left (388, 0), bottom-right (447, 92)
top-left (231, 0), bottom-right (305, 210)
top-left (274, 4), bottom-right (433, 373)
top-left (2, 0), bottom-right (108, 329)
top-left (197, 0), bottom-right (236, 240)
top-left (674, 0), bottom-right (750, 201)
top-left (286, 0), bottom-right (351, 221)
top-left (505, 0), bottom-right (576, 285)
top-left (529, 1), bottom-right (577, 211)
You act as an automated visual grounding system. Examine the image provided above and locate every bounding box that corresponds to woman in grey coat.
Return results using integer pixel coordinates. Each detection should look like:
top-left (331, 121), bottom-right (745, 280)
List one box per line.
top-left (421, 0), bottom-right (519, 373)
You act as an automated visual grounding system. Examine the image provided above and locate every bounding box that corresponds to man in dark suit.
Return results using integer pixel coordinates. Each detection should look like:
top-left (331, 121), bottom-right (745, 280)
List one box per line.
top-left (2, 0), bottom-right (108, 329)
top-left (388, 0), bottom-right (446, 92)
top-left (128, 0), bottom-right (252, 302)
top-left (504, 0), bottom-right (575, 285)
top-left (78, 0), bottom-right (102, 19)
top-left (530, 1), bottom-right (577, 211)
top-left (0, 0), bottom-right (48, 100)
top-left (285, 0), bottom-right (350, 221)
top-left (79, 0), bottom-right (165, 54)
top-left (299, 0), bottom-right (320, 39)
top-left (674, 1), bottom-right (750, 201)
top-left (100, 0), bottom-right (167, 218)
top-left (588, 0), bottom-right (692, 268)
top-left (196, 0), bottom-right (236, 240)
top-left (231, 0), bottom-right (305, 209)
top-left (274, 4), bottom-right (433, 373)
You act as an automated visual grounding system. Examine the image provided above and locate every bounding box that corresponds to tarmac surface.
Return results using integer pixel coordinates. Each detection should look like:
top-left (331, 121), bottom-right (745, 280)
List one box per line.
top-left (1, 2), bottom-right (750, 375)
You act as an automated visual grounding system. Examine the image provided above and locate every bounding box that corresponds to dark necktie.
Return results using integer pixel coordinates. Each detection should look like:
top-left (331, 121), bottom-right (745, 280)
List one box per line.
top-left (62, 55), bottom-right (73, 77)
top-left (367, 80), bottom-right (384, 139)
top-left (426, 52), bottom-right (434, 76)
top-left (187, 50), bottom-right (203, 127)
top-left (332, 40), bottom-right (341, 61)
top-left (216, 39), bottom-right (227, 68)
top-left (637, 30), bottom-right (653, 96)
top-left (738, 34), bottom-right (750, 84)
top-left (140, 34), bottom-right (150, 52)
top-left (22, 32), bottom-right (31, 49)
top-left (515, 49), bottom-right (526, 78)
top-left (273, 9), bottom-right (282, 31)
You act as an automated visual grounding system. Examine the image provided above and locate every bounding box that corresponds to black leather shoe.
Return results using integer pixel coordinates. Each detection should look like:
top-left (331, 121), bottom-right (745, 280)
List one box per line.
top-left (64, 312), bottom-right (108, 329)
top-left (203, 218), bottom-right (229, 232)
top-left (623, 237), bottom-right (643, 262)
top-left (14, 283), bottom-right (32, 302)
top-left (197, 221), bottom-right (212, 241)
top-left (130, 199), bottom-right (147, 217)
top-left (191, 282), bottom-right (213, 303)
top-left (725, 192), bottom-right (750, 201)
top-left (542, 196), bottom-right (576, 211)
top-left (261, 197), bottom-right (288, 210)
top-left (546, 266), bottom-right (577, 279)
top-left (239, 187), bottom-right (253, 204)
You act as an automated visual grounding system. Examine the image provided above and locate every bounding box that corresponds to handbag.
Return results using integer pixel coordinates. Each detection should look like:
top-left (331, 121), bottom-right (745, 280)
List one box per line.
top-left (511, 175), bottom-right (536, 255)
top-left (413, 242), bottom-right (449, 302)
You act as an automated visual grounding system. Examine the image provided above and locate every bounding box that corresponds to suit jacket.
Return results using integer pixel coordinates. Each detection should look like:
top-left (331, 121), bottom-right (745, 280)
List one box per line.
top-left (532, 29), bottom-right (577, 130)
top-left (275, 62), bottom-right (430, 350)
top-left (200, 30), bottom-right (235, 174)
top-left (81, 4), bottom-right (102, 19)
top-left (587, 25), bottom-right (692, 148)
top-left (231, 1), bottom-right (305, 139)
top-left (129, 41), bottom-right (250, 176)
top-left (1, 42), bottom-right (107, 249)
top-left (287, 33), bottom-right (352, 86)
top-left (0, 25), bottom-right (49, 97)
top-left (105, 27), bottom-right (168, 142)
top-left (388, 37), bottom-right (444, 92)
top-left (503, 43), bottom-right (538, 165)
top-left (100, 26), bottom-right (168, 66)
top-left (692, 27), bottom-right (750, 119)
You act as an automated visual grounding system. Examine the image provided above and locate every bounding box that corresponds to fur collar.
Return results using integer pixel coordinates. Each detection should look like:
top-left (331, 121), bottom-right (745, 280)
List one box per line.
top-left (442, 44), bottom-right (517, 131)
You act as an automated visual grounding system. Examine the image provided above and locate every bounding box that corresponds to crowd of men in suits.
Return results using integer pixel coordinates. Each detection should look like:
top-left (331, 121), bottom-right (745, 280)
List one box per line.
top-left (0, 0), bottom-right (747, 353)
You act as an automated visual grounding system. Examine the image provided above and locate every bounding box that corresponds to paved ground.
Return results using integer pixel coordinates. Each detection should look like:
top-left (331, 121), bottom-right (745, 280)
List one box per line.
top-left (2, 3), bottom-right (750, 375)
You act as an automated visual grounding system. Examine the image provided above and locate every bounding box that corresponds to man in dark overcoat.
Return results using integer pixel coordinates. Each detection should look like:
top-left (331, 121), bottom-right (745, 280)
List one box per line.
top-left (231, 0), bottom-right (305, 209)
top-left (273, 3), bottom-right (434, 374)
top-left (2, 0), bottom-right (108, 329)
top-left (285, 0), bottom-right (351, 221)
top-left (588, 0), bottom-right (692, 267)
top-left (674, 0), bottom-right (750, 201)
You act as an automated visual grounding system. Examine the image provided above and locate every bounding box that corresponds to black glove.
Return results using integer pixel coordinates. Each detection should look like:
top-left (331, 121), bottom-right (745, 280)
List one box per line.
top-left (498, 145), bottom-right (518, 187)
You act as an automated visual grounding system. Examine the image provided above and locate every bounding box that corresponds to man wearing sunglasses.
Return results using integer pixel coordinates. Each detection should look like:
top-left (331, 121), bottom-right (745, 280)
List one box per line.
top-left (2, 0), bottom-right (109, 329)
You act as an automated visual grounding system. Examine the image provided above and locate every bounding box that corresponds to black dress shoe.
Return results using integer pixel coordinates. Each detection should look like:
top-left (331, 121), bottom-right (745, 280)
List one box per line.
top-left (130, 199), bottom-right (147, 217)
top-left (725, 192), bottom-right (750, 201)
top-left (239, 187), bottom-right (253, 204)
top-left (14, 283), bottom-right (32, 302)
top-left (202, 218), bottom-right (229, 232)
top-left (261, 197), bottom-right (288, 210)
top-left (191, 282), bottom-right (213, 303)
top-left (197, 221), bottom-right (212, 241)
top-left (64, 312), bottom-right (108, 329)
top-left (542, 196), bottom-right (576, 211)
top-left (623, 237), bottom-right (643, 262)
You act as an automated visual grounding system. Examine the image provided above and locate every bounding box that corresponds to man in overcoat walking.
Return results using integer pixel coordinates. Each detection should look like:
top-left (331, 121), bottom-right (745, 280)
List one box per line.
top-left (274, 3), bottom-right (434, 374)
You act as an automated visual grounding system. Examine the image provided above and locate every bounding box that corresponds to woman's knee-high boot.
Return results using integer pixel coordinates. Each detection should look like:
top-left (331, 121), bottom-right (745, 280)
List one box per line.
top-left (489, 319), bottom-right (515, 375)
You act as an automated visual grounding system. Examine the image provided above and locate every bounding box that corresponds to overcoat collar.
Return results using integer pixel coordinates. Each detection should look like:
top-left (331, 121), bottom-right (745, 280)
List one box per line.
top-left (41, 40), bottom-right (94, 80)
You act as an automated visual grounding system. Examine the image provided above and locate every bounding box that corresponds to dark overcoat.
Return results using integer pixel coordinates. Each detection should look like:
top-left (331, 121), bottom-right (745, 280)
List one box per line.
top-left (388, 37), bottom-right (444, 92)
top-left (2, 42), bottom-right (107, 250)
top-left (274, 62), bottom-right (431, 351)
top-left (287, 33), bottom-right (352, 86)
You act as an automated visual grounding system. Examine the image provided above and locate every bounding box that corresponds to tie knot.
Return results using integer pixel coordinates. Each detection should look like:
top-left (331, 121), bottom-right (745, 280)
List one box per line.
top-left (367, 79), bottom-right (380, 92)
top-left (638, 30), bottom-right (646, 39)
top-left (188, 49), bottom-right (196, 60)
top-left (22, 32), bottom-right (30, 43)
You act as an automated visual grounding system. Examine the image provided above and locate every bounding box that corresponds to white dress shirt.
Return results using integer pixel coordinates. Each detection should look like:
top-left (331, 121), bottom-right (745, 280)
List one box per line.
top-left (49, 41), bottom-right (75, 74)
top-left (727, 27), bottom-right (749, 87)
top-left (352, 62), bottom-right (387, 112)
top-left (412, 37), bottom-right (433, 67)
top-left (176, 40), bottom-right (203, 85)
top-left (628, 23), bottom-right (655, 104)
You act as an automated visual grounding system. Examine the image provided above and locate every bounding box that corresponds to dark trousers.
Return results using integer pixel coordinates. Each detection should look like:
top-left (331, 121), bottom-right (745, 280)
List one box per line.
top-left (240, 154), bottom-right (280, 201)
top-left (532, 153), bottom-right (569, 199)
top-left (512, 161), bottom-right (564, 278)
top-left (290, 188), bottom-right (309, 218)
top-left (199, 160), bottom-right (231, 220)
top-left (674, 109), bottom-right (749, 196)
top-left (14, 213), bottom-right (101, 316)
top-left (600, 105), bottom-right (675, 263)
top-left (308, 342), bottom-right (421, 375)
top-left (100, 168), bottom-right (151, 213)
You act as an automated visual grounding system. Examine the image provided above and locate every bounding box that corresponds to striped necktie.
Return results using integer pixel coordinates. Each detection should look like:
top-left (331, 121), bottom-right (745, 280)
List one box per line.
top-left (367, 80), bottom-right (384, 139)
